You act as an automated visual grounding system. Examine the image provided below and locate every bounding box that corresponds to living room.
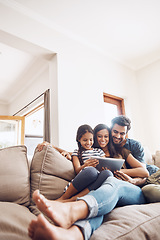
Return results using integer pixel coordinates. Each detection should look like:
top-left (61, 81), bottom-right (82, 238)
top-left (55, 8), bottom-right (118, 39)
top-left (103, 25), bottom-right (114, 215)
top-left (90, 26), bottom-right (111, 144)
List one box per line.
top-left (0, 0), bottom-right (160, 156)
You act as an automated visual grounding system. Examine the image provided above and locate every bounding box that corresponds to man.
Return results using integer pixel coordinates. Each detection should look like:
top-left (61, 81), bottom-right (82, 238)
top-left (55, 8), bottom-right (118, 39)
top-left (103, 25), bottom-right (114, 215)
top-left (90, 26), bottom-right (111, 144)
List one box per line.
top-left (110, 115), bottom-right (159, 176)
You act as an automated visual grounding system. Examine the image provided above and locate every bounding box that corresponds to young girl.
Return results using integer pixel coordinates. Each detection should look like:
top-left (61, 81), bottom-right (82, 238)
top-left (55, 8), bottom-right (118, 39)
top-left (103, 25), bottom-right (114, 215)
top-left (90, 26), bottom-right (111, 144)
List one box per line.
top-left (57, 124), bottom-right (113, 201)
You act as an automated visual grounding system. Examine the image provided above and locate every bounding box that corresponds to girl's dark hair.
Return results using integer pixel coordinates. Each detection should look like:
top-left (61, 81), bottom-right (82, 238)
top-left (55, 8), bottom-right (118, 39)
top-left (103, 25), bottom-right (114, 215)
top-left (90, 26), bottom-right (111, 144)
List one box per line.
top-left (76, 124), bottom-right (94, 165)
top-left (93, 124), bottom-right (117, 157)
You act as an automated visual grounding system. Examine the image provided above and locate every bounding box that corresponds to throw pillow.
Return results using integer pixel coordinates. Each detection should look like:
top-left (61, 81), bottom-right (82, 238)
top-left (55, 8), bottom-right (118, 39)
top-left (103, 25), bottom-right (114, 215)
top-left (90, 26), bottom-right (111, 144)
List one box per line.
top-left (30, 145), bottom-right (75, 215)
top-left (142, 184), bottom-right (160, 203)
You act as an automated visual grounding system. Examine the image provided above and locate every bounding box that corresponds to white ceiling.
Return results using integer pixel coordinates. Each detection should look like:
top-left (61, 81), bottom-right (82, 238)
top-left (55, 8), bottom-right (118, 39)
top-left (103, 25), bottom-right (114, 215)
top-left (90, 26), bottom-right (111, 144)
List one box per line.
top-left (1, 0), bottom-right (160, 103)
top-left (0, 42), bottom-right (36, 104)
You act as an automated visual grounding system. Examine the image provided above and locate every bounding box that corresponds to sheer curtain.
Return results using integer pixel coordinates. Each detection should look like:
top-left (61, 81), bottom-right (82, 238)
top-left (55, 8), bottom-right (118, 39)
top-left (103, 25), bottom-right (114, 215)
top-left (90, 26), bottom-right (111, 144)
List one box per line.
top-left (43, 89), bottom-right (51, 142)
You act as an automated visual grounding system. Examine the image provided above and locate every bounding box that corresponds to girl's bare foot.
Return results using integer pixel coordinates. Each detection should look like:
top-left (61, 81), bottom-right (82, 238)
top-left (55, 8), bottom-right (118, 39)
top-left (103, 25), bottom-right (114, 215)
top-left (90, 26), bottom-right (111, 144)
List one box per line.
top-left (28, 214), bottom-right (84, 240)
top-left (32, 190), bottom-right (88, 229)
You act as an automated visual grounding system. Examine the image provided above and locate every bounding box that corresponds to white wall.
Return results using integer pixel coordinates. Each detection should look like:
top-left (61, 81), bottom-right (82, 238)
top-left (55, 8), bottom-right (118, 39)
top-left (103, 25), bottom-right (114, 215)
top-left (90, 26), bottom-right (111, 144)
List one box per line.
top-left (57, 50), bottom-right (137, 151)
top-left (0, 104), bottom-right (9, 115)
top-left (8, 64), bottom-right (50, 116)
top-left (1, 3), bottom-right (156, 153)
top-left (136, 60), bottom-right (160, 154)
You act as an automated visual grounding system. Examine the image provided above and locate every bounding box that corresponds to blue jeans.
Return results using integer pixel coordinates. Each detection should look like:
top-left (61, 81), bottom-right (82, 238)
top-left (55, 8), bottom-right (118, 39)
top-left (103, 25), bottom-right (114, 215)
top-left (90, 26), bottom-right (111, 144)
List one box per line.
top-left (74, 176), bottom-right (146, 240)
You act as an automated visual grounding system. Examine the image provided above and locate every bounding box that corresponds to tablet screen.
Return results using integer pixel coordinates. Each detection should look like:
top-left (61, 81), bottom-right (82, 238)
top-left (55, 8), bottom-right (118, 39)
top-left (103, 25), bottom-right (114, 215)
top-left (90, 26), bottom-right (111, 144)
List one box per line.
top-left (90, 156), bottom-right (125, 172)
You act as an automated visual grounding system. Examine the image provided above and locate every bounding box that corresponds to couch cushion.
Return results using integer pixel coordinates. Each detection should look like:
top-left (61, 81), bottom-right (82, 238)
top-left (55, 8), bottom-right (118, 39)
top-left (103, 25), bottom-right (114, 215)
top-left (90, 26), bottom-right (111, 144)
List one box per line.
top-left (30, 145), bottom-right (75, 215)
top-left (0, 202), bottom-right (36, 240)
top-left (90, 203), bottom-right (160, 240)
top-left (0, 145), bottom-right (30, 206)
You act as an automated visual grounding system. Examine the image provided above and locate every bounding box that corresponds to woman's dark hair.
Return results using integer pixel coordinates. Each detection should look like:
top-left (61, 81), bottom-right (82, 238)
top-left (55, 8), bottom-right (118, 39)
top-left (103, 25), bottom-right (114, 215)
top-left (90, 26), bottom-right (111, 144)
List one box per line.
top-left (93, 124), bottom-right (117, 157)
top-left (76, 124), bottom-right (94, 165)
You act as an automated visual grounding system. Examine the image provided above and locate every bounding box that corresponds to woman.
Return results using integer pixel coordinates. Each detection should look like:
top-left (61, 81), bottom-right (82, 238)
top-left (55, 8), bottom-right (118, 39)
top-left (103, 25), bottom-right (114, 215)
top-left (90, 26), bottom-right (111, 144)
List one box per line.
top-left (93, 123), bottom-right (118, 158)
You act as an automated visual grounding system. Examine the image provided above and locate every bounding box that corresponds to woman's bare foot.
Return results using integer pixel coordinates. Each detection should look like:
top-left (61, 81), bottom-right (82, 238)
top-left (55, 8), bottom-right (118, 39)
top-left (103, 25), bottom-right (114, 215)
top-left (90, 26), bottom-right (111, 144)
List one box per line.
top-left (32, 190), bottom-right (88, 229)
top-left (28, 219), bottom-right (38, 239)
top-left (28, 214), bottom-right (84, 240)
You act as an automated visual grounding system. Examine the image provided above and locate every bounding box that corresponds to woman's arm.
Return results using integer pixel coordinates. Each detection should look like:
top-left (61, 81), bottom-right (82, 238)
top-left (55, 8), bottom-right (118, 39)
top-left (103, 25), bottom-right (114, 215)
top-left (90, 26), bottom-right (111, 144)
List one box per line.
top-left (120, 153), bottom-right (149, 178)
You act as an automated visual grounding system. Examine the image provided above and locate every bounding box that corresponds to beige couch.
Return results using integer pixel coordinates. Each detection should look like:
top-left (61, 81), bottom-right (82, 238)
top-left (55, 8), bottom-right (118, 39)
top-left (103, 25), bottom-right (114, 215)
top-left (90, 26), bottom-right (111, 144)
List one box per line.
top-left (0, 145), bottom-right (160, 240)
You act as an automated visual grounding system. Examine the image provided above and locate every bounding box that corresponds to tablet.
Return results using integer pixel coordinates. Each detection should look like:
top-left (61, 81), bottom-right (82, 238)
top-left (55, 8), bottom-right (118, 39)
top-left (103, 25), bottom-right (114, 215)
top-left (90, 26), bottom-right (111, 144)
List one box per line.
top-left (90, 156), bottom-right (125, 172)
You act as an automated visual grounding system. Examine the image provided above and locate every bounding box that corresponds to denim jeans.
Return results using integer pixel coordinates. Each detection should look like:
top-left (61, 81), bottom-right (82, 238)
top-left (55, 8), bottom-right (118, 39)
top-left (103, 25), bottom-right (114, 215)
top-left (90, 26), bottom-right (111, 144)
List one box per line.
top-left (74, 176), bottom-right (146, 240)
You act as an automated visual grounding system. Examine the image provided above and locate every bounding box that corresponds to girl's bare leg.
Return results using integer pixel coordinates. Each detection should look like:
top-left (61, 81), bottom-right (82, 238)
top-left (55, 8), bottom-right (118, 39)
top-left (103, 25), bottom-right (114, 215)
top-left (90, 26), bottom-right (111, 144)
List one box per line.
top-left (32, 190), bottom-right (89, 229)
top-left (63, 188), bottom-right (90, 202)
top-left (28, 213), bottom-right (84, 240)
top-left (57, 183), bottom-right (78, 201)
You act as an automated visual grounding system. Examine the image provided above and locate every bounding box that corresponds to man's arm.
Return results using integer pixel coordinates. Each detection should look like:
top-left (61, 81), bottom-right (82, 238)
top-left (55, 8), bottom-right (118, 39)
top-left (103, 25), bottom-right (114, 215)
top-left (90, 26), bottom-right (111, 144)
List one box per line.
top-left (122, 153), bottom-right (149, 178)
top-left (37, 141), bottom-right (72, 160)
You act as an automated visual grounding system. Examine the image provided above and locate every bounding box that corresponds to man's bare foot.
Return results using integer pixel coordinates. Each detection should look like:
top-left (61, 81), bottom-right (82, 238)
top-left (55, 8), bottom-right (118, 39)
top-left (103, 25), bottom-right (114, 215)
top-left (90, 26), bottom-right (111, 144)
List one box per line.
top-left (32, 190), bottom-right (88, 229)
top-left (28, 214), bottom-right (84, 240)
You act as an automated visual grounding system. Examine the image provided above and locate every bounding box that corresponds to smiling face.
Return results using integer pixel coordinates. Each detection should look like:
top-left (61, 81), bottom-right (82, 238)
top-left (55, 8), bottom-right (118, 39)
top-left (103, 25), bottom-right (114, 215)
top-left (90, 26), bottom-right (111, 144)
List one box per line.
top-left (96, 129), bottom-right (109, 149)
top-left (79, 131), bottom-right (94, 150)
top-left (111, 123), bottom-right (127, 145)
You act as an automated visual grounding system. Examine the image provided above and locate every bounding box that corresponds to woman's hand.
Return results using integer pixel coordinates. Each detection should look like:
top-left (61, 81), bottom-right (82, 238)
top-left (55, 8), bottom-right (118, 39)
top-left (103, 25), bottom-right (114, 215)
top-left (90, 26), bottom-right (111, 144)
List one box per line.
top-left (61, 151), bottom-right (72, 160)
top-left (114, 170), bottom-right (147, 186)
top-left (37, 141), bottom-right (50, 151)
top-left (114, 170), bottom-right (134, 183)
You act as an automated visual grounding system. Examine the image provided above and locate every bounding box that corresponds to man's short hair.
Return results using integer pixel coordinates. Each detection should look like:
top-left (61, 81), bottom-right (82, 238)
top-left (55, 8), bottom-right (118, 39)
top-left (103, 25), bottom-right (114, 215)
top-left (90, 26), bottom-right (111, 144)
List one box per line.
top-left (111, 115), bottom-right (131, 133)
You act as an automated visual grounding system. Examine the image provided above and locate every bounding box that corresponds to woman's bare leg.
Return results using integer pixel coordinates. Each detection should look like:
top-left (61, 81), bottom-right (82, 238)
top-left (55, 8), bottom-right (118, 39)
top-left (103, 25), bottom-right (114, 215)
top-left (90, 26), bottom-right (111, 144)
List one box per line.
top-left (32, 190), bottom-right (89, 229)
top-left (28, 214), bottom-right (84, 240)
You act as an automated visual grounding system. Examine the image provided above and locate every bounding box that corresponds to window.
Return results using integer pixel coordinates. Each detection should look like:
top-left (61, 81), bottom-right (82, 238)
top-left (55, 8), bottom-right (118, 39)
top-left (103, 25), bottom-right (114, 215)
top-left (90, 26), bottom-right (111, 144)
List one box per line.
top-left (103, 92), bottom-right (125, 126)
top-left (0, 116), bottom-right (25, 148)
top-left (24, 104), bottom-right (44, 159)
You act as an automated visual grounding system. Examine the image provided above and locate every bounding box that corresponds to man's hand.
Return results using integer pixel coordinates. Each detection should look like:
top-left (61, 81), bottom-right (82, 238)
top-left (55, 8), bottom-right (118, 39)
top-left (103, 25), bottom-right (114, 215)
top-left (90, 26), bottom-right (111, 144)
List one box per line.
top-left (37, 141), bottom-right (50, 151)
top-left (61, 151), bottom-right (72, 160)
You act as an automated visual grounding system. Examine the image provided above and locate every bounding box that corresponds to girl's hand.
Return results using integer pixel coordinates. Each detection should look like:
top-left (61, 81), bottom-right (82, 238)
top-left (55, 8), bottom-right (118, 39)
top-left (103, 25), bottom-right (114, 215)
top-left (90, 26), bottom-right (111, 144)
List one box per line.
top-left (84, 159), bottom-right (99, 168)
top-left (101, 167), bottom-right (109, 171)
top-left (61, 151), bottom-right (72, 160)
top-left (37, 141), bottom-right (50, 151)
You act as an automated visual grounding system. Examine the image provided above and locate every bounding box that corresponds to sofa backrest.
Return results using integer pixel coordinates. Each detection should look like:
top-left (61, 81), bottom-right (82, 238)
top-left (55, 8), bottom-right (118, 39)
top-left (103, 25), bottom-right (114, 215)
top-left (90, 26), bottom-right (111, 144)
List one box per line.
top-left (0, 145), bottom-right (30, 207)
